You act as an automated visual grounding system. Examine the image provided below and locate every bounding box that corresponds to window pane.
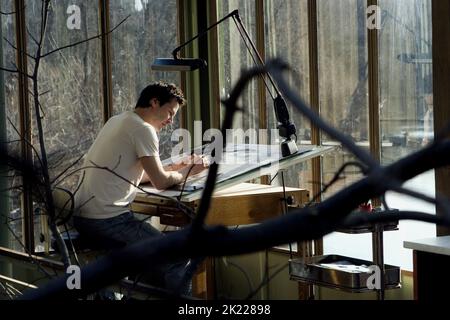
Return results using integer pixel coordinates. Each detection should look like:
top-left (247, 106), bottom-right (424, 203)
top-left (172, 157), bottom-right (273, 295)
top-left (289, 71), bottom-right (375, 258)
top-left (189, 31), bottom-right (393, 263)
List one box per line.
top-left (318, 0), bottom-right (373, 263)
top-left (110, 0), bottom-right (180, 161)
top-left (380, 0), bottom-right (433, 161)
top-left (218, 1), bottom-right (259, 131)
top-left (26, 0), bottom-right (103, 251)
top-left (379, 0), bottom-right (434, 271)
top-left (264, 0), bottom-right (312, 190)
top-left (318, 0), bottom-right (369, 198)
top-left (1, 0), bottom-right (22, 251)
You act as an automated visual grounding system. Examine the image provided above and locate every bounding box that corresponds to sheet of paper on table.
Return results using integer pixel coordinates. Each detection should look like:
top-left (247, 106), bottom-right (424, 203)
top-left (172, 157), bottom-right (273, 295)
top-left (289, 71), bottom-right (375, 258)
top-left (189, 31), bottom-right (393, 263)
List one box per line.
top-left (160, 143), bottom-right (314, 192)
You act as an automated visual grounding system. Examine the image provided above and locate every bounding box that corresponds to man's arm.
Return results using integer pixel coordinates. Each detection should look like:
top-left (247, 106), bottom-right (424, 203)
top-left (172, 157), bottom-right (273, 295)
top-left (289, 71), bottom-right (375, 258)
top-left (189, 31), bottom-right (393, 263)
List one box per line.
top-left (140, 163), bottom-right (182, 184)
top-left (140, 156), bottom-right (206, 190)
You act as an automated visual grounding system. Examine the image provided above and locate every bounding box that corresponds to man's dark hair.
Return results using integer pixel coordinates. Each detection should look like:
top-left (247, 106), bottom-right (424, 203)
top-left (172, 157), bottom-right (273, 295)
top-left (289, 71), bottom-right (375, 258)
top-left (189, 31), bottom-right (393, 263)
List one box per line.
top-left (135, 81), bottom-right (186, 108)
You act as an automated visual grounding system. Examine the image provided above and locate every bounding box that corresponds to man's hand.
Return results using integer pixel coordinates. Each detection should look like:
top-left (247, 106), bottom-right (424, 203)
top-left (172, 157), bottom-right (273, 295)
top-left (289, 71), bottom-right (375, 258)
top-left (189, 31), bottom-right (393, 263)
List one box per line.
top-left (189, 162), bottom-right (208, 176)
top-left (165, 162), bottom-right (186, 171)
top-left (141, 155), bottom-right (208, 190)
top-left (166, 154), bottom-right (207, 171)
top-left (179, 155), bottom-right (209, 177)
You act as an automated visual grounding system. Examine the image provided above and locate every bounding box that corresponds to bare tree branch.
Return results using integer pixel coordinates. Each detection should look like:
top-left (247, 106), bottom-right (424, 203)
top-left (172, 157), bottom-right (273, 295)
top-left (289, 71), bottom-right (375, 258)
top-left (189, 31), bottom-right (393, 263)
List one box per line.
top-left (9, 60), bottom-right (33, 78)
top-left (341, 210), bottom-right (450, 228)
top-left (22, 0), bottom-right (73, 269)
top-left (0, 10), bottom-right (16, 15)
top-left (0, 3), bottom-right (26, 16)
top-left (38, 89), bottom-right (51, 97)
top-left (308, 161), bottom-right (368, 205)
top-left (0, 66), bottom-right (21, 74)
top-left (7, 118), bottom-right (45, 171)
top-left (50, 154), bottom-right (84, 185)
top-left (5, 224), bottom-right (53, 280)
top-left (26, 26), bottom-right (39, 47)
top-left (3, 36), bottom-right (35, 60)
top-left (388, 184), bottom-right (444, 207)
top-left (88, 160), bottom-right (195, 220)
top-left (40, 15), bottom-right (130, 59)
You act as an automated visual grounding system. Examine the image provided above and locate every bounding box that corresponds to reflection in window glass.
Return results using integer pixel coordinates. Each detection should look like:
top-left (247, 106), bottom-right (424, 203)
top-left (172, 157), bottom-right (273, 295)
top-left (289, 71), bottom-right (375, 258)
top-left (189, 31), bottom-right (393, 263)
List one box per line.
top-left (379, 0), bottom-right (433, 162)
top-left (110, 0), bottom-right (180, 160)
top-left (264, 0), bottom-right (312, 190)
top-left (318, 0), bottom-right (369, 197)
top-left (218, 0), bottom-right (259, 131)
top-left (1, 0), bottom-right (22, 251)
top-left (26, 0), bottom-right (103, 250)
top-left (380, 0), bottom-right (434, 271)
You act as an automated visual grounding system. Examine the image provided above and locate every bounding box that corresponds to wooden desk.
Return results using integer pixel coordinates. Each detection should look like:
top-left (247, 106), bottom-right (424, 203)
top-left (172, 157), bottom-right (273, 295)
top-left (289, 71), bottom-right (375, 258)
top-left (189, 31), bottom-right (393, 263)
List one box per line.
top-left (132, 183), bottom-right (309, 226)
top-left (131, 183), bottom-right (310, 298)
top-left (404, 236), bottom-right (450, 300)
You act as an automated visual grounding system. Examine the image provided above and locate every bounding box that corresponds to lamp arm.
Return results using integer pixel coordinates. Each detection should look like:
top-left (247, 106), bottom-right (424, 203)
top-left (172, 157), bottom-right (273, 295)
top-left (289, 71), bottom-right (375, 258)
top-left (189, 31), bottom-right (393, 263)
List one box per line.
top-left (232, 12), bottom-right (296, 142)
top-left (171, 9), bottom-right (239, 59)
top-left (232, 13), bottom-right (281, 98)
top-left (168, 9), bottom-right (297, 152)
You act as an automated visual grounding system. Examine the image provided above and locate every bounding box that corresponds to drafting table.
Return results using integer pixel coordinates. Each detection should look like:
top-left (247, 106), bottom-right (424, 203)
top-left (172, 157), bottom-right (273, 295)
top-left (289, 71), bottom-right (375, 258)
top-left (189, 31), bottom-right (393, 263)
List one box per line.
top-left (131, 144), bottom-right (335, 298)
top-left (132, 145), bottom-right (335, 225)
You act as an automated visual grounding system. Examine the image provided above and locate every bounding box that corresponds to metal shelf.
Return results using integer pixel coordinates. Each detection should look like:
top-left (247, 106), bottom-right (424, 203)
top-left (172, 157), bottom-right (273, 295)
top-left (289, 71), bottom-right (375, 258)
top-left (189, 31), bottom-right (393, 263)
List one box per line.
top-left (289, 211), bottom-right (401, 299)
top-left (289, 254), bottom-right (401, 293)
top-left (337, 220), bottom-right (399, 234)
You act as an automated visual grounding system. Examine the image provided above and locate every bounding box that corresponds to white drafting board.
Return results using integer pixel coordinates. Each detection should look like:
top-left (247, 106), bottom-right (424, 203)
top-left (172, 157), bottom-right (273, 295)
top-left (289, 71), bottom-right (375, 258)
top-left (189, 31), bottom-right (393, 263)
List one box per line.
top-left (163, 144), bottom-right (289, 191)
top-left (139, 144), bottom-right (336, 202)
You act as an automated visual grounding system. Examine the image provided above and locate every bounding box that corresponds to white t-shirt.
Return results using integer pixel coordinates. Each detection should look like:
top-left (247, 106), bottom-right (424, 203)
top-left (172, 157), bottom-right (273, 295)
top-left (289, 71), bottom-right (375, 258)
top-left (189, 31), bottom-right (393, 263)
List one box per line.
top-left (74, 111), bottom-right (159, 219)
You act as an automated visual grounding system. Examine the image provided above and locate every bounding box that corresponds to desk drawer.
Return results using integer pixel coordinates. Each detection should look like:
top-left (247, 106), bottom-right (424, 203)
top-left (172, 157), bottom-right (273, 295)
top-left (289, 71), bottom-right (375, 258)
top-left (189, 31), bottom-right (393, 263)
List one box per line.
top-left (133, 186), bottom-right (309, 227)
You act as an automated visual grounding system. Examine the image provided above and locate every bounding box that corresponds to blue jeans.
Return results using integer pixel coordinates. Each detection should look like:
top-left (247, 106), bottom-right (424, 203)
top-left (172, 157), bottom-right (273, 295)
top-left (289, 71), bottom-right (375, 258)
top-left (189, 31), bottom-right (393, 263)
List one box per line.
top-left (73, 212), bottom-right (193, 295)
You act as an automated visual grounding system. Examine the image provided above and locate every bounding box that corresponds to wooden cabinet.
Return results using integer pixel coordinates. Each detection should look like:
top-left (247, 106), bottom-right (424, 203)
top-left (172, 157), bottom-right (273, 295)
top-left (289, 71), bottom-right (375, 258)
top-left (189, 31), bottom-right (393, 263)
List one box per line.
top-left (131, 182), bottom-right (310, 298)
top-left (404, 236), bottom-right (450, 300)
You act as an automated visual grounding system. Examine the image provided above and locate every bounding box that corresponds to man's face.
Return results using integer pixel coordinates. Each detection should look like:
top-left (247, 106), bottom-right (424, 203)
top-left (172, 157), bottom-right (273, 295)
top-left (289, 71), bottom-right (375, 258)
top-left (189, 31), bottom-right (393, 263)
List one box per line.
top-left (152, 98), bottom-right (180, 130)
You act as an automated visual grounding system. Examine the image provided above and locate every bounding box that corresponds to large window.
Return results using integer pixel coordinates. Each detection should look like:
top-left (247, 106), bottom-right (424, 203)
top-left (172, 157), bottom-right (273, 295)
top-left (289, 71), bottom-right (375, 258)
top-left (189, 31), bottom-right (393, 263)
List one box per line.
top-left (1, 0), bottom-right (21, 251)
top-left (27, 0), bottom-right (103, 187)
top-left (110, 0), bottom-right (180, 160)
top-left (0, 0), bottom-right (437, 274)
top-left (317, 0), bottom-right (372, 265)
top-left (318, 0), bottom-right (369, 196)
top-left (264, 0), bottom-right (312, 190)
top-left (24, 1), bottom-right (103, 251)
top-left (380, 0), bottom-right (434, 271)
top-left (321, 0), bottom-right (434, 271)
top-left (0, 0), bottom-right (182, 253)
top-left (317, 0), bottom-right (372, 259)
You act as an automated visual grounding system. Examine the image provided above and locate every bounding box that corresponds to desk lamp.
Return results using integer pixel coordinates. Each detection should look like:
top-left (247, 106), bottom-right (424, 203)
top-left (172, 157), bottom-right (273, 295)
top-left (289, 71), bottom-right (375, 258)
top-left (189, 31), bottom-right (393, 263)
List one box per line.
top-left (151, 10), bottom-right (298, 157)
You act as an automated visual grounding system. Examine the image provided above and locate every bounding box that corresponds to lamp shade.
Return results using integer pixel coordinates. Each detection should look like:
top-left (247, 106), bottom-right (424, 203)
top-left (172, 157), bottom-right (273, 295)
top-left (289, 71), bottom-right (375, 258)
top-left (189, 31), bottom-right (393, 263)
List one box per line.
top-left (151, 58), bottom-right (207, 71)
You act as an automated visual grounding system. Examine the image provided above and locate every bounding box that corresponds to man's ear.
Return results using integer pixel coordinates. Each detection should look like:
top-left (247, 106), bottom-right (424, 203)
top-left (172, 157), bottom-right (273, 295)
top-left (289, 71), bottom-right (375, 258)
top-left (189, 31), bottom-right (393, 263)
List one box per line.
top-left (149, 98), bottom-right (159, 108)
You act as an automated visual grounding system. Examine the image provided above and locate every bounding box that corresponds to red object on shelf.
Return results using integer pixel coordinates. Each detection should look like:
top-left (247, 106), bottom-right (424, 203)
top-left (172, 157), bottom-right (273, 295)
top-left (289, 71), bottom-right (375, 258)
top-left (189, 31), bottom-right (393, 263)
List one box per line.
top-left (359, 202), bottom-right (373, 212)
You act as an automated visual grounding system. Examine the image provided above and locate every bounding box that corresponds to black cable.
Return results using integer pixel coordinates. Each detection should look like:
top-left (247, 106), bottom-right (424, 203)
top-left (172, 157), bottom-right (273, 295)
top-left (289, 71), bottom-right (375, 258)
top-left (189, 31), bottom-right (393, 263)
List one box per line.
top-left (269, 172), bottom-right (278, 184)
top-left (280, 171), bottom-right (293, 260)
top-left (225, 259), bottom-right (254, 297)
top-left (245, 262), bottom-right (289, 300)
top-left (211, 257), bottom-right (218, 300)
top-left (63, 223), bottom-right (80, 267)
top-left (307, 161), bottom-right (368, 206)
top-left (178, 164), bottom-right (196, 201)
top-left (381, 194), bottom-right (390, 211)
